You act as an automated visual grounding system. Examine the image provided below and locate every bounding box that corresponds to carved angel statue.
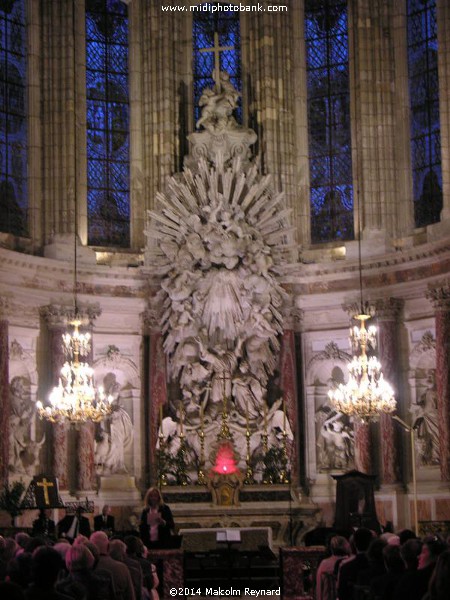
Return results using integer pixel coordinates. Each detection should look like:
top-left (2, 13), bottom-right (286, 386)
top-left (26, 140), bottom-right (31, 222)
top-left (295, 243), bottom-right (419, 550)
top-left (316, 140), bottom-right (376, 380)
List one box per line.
top-left (196, 71), bottom-right (240, 132)
top-left (411, 370), bottom-right (439, 465)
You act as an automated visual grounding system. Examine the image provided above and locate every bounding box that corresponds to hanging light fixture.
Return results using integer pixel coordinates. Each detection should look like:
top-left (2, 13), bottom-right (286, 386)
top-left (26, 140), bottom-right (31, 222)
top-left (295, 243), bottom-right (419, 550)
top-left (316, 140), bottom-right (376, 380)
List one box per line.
top-left (36, 0), bottom-right (113, 424)
top-left (328, 226), bottom-right (396, 422)
top-left (328, 31), bottom-right (395, 423)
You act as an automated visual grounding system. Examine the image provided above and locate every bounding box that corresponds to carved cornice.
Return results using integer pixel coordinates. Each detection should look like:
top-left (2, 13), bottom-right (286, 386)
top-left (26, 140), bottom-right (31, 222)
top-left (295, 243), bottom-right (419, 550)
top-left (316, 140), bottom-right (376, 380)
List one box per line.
top-left (40, 303), bottom-right (102, 328)
top-left (0, 296), bottom-right (10, 319)
top-left (141, 308), bottom-right (161, 335)
top-left (309, 342), bottom-right (352, 367)
top-left (342, 301), bottom-right (375, 320)
top-left (373, 297), bottom-right (404, 320)
top-left (426, 280), bottom-right (450, 311)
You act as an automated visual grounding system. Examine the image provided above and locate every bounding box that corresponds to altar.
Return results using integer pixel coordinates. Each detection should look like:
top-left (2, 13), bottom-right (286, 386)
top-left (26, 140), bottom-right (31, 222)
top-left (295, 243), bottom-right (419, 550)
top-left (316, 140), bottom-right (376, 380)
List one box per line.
top-left (179, 526), bottom-right (273, 552)
top-left (164, 486), bottom-right (320, 550)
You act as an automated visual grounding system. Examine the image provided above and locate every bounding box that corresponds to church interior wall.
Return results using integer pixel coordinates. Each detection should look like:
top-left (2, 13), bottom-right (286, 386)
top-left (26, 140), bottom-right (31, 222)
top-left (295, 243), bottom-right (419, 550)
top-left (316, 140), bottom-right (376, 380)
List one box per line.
top-left (0, 0), bottom-right (449, 537)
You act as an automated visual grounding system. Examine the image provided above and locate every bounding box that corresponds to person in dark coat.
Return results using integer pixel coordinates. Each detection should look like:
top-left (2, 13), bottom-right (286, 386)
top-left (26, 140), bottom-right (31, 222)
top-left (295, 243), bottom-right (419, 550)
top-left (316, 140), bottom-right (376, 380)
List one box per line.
top-left (32, 509), bottom-right (56, 540)
top-left (93, 505), bottom-right (115, 535)
top-left (57, 506), bottom-right (91, 541)
top-left (139, 487), bottom-right (175, 549)
top-left (337, 527), bottom-right (373, 600)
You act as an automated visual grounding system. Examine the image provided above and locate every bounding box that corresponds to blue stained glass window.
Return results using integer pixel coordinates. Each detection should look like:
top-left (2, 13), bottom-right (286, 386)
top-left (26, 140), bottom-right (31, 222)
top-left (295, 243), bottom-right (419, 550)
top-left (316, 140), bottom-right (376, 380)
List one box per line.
top-left (193, 3), bottom-right (241, 125)
top-left (305, 0), bottom-right (354, 244)
top-left (86, 0), bottom-right (130, 247)
top-left (0, 0), bottom-right (27, 237)
top-left (407, 0), bottom-right (442, 228)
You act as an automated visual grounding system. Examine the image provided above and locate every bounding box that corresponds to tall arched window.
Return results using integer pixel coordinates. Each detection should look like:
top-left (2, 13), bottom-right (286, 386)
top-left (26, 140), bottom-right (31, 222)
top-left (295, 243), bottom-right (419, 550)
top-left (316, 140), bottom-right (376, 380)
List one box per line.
top-left (407, 0), bottom-right (442, 228)
top-left (192, 3), bottom-right (241, 126)
top-left (86, 0), bottom-right (130, 247)
top-left (305, 0), bottom-right (354, 244)
top-left (0, 0), bottom-right (27, 237)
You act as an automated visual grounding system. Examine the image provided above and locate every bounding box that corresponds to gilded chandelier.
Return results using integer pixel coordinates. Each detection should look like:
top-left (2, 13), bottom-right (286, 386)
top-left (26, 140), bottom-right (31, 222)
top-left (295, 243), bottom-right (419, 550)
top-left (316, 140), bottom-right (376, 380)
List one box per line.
top-left (329, 310), bottom-right (396, 423)
top-left (37, 317), bottom-right (114, 423)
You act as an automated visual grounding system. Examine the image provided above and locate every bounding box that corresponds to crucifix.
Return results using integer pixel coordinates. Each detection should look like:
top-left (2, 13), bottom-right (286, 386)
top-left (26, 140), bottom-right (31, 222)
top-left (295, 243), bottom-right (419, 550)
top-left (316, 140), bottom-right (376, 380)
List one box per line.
top-left (36, 477), bottom-right (54, 506)
top-left (199, 31), bottom-right (234, 89)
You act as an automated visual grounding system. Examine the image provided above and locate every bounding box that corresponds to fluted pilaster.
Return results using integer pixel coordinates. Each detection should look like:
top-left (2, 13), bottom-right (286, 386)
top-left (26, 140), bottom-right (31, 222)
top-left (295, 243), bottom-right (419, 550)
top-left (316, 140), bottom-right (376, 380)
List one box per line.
top-left (426, 282), bottom-right (450, 481)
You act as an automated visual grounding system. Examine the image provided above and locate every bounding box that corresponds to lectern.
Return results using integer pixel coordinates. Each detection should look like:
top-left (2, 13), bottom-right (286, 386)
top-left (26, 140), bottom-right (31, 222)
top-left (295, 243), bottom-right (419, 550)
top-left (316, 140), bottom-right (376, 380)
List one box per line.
top-left (332, 470), bottom-right (381, 533)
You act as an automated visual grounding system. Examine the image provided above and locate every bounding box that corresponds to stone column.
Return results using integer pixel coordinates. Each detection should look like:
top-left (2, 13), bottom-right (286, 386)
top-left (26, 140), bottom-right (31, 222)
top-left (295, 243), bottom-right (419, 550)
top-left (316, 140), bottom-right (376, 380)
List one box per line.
top-left (142, 309), bottom-right (168, 487)
top-left (246, 1), bottom-right (300, 237)
top-left (426, 282), bottom-right (450, 481)
top-left (76, 306), bottom-right (101, 492)
top-left (0, 299), bottom-right (10, 485)
top-left (375, 297), bottom-right (403, 484)
top-left (437, 0), bottom-right (450, 222)
top-left (279, 305), bottom-right (303, 488)
top-left (351, 0), bottom-right (412, 239)
top-left (141, 1), bottom-right (183, 212)
top-left (40, 305), bottom-right (70, 490)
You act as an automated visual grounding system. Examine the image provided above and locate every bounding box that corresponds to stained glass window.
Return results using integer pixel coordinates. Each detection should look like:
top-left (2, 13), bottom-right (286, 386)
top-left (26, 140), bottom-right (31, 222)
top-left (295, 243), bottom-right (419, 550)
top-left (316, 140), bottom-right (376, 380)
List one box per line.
top-left (0, 0), bottom-right (27, 237)
top-left (86, 0), bottom-right (129, 247)
top-left (407, 0), bottom-right (442, 228)
top-left (192, 3), bottom-right (241, 126)
top-left (305, 0), bottom-right (354, 244)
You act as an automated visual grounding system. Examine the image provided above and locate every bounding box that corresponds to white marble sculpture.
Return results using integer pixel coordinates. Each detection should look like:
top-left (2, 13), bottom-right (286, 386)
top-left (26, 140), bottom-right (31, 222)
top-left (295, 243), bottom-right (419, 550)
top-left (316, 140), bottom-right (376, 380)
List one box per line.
top-left (145, 71), bottom-right (298, 479)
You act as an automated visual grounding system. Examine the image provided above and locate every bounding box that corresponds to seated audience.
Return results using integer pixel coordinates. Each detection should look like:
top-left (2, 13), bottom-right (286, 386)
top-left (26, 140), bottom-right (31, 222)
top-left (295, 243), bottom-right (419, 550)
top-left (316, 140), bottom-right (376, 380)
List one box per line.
top-left (316, 535), bottom-right (351, 600)
top-left (424, 549), bottom-right (450, 600)
top-left (24, 546), bottom-right (69, 600)
top-left (57, 507), bottom-right (91, 541)
top-left (337, 527), bottom-right (373, 600)
top-left (90, 531), bottom-right (135, 600)
top-left (370, 544), bottom-right (404, 600)
top-left (109, 539), bottom-right (143, 600)
top-left (124, 535), bottom-right (159, 599)
top-left (32, 509), bottom-right (56, 540)
top-left (93, 505), bottom-right (115, 536)
top-left (57, 543), bottom-right (113, 600)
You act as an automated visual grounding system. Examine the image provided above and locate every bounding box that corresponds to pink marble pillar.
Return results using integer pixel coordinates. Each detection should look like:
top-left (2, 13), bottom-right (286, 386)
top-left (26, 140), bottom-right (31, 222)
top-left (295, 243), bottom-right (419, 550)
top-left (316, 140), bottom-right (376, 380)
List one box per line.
top-left (354, 422), bottom-right (372, 474)
top-left (76, 307), bottom-right (101, 492)
top-left (149, 331), bottom-right (168, 482)
top-left (41, 306), bottom-right (70, 490)
top-left (375, 298), bottom-right (403, 484)
top-left (426, 283), bottom-right (450, 481)
top-left (0, 312), bottom-right (10, 485)
top-left (279, 329), bottom-right (299, 485)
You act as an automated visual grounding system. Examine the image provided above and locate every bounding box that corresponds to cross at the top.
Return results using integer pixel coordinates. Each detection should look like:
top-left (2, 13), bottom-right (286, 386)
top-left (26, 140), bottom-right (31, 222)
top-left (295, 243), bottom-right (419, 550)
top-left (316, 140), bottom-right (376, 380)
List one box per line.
top-left (199, 31), bottom-right (234, 88)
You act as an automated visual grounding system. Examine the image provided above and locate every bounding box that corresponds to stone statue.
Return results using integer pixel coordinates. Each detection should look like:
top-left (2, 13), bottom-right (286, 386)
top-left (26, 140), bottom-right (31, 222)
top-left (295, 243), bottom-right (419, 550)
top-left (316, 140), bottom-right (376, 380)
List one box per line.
top-left (95, 373), bottom-right (133, 474)
top-left (9, 376), bottom-right (44, 475)
top-left (196, 71), bottom-right (240, 132)
top-left (316, 405), bottom-right (354, 471)
top-left (232, 360), bottom-right (265, 423)
top-left (146, 73), bottom-right (297, 479)
top-left (411, 370), bottom-right (439, 466)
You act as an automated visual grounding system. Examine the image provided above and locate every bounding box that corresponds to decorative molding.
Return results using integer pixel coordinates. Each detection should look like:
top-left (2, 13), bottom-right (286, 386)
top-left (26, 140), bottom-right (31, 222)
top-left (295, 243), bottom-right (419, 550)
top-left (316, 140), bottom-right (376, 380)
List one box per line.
top-left (426, 280), bottom-right (450, 310)
top-left (411, 331), bottom-right (436, 358)
top-left (374, 297), bottom-right (404, 320)
top-left (309, 342), bottom-right (352, 367)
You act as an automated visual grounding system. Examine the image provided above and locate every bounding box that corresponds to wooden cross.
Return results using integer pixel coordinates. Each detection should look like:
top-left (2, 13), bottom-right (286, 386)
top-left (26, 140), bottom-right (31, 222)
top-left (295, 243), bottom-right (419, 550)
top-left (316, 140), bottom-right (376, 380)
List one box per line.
top-left (199, 31), bottom-right (234, 88)
top-left (36, 477), bottom-right (54, 506)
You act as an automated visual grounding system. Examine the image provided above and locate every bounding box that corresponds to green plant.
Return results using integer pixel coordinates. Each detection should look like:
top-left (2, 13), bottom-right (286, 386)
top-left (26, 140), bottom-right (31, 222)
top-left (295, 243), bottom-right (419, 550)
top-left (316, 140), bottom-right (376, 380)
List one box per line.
top-left (0, 480), bottom-right (26, 525)
top-left (262, 446), bottom-right (288, 484)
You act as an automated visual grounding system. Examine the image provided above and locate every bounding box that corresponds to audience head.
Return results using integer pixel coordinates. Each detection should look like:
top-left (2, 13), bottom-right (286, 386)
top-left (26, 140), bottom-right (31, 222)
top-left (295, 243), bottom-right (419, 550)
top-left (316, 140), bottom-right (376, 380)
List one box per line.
top-left (399, 529), bottom-right (417, 545)
top-left (14, 532), bottom-right (30, 552)
top-left (418, 535), bottom-right (447, 569)
top-left (90, 530), bottom-right (109, 554)
top-left (144, 486), bottom-right (164, 508)
top-left (124, 535), bottom-right (146, 558)
top-left (428, 549), bottom-right (450, 600)
top-left (353, 527), bottom-right (373, 553)
top-left (366, 537), bottom-right (387, 565)
top-left (26, 536), bottom-right (46, 554)
top-left (4, 538), bottom-right (19, 561)
top-left (109, 539), bottom-right (127, 561)
top-left (53, 542), bottom-right (71, 563)
top-left (401, 538), bottom-right (423, 570)
top-left (73, 534), bottom-right (89, 546)
top-left (65, 544), bottom-right (95, 572)
top-left (329, 535), bottom-right (351, 557)
top-left (383, 544), bottom-right (405, 574)
top-left (6, 552), bottom-right (33, 589)
top-left (84, 541), bottom-right (100, 564)
top-left (30, 546), bottom-right (64, 588)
